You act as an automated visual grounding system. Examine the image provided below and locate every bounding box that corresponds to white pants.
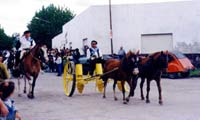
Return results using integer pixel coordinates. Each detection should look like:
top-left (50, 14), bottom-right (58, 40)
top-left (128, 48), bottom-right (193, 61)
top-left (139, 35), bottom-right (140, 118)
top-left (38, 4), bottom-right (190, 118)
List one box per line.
top-left (20, 50), bottom-right (27, 59)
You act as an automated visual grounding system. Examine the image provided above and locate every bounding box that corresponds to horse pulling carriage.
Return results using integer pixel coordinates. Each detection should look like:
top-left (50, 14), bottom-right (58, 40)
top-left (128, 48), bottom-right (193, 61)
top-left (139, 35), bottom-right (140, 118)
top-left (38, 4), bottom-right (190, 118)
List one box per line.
top-left (11, 44), bottom-right (168, 105)
top-left (62, 54), bottom-right (127, 97)
top-left (63, 50), bottom-right (140, 104)
top-left (63, 50), bottom-right (169, 105)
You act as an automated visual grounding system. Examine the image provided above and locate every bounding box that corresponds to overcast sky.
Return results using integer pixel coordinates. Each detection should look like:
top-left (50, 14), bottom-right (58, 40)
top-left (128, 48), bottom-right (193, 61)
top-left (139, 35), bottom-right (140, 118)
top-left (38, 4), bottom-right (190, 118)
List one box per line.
top-left (0, 0), bottom-right (187, 35)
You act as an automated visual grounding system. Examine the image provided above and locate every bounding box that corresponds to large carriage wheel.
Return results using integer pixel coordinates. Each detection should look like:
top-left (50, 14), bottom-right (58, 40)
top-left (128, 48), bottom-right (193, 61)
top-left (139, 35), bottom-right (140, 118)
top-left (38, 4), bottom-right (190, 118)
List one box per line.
top-left (63, 61), bottom-right (76, 97)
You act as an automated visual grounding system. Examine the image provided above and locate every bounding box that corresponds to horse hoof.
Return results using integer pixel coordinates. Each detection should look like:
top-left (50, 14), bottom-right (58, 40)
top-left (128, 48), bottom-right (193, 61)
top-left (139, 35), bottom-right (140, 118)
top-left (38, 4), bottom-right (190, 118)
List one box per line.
top-left (146, 100), bottom-right (150, 103)
top-left (27, 94), bottom-right (34, 99)
top-left (141, 97), bottom-right (145, 100)
top-left (114, 97), bottom-right (118, 101)
top-left (126, 98), bottom-right (130, 102)
top-left (131, 93), bottom-right (134, 97)
top-left (23, 90), bottom-right (27, 94)
top-left (103, 96), bottom-right (106, 99)
top-left (18, 94), bottom-right (22, 97)
top-left (159, 101), bottom-right (163, 105)
top-left (123, 101), bottom-right (128, 104)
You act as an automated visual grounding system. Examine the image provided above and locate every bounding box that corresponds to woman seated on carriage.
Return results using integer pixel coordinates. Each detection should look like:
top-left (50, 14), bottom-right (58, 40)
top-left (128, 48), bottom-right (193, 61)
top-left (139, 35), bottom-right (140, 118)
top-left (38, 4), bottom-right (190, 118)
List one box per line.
top-left (71, 48), bottom-right (81, 64)
top-left (64, 48), bottom-right (81, 64)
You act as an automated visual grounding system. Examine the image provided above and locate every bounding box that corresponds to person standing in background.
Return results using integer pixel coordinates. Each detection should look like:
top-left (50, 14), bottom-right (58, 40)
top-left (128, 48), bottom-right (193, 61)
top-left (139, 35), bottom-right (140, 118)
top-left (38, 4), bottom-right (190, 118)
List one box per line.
top-left (118, 46), bottom-right (126, 59)
top-left (55, 53), bottom-right (62, 76)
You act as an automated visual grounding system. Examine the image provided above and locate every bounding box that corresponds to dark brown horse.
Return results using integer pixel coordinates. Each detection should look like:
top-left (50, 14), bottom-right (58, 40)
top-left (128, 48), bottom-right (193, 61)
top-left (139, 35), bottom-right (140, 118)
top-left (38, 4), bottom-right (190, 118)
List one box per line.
top-left (138, 51), bottom-right (168, 105)
top-left (102, 51), bottom-right (139, 104)
top-left (16, 44), bottom-right (48, 99)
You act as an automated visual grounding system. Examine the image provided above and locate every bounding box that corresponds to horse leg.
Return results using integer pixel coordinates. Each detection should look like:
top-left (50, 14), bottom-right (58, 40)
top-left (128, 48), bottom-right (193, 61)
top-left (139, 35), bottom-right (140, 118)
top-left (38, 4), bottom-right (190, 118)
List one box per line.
top-left (126, 79), bottom-right (133, 102)
top-left (146, 79), bottom-right (151, 103)
top-left (23, 76), bottom-right (27, 93)
top-left (31, 75), bottom-right (38, 98)
top-left (103, 78), bottom-right (108, 99)
top-left (131, 76), bottom-right (138, 97)
top-left (121, 80), bottom-right (127, 104)
top-left (27, 77), bottom-right (33, 99)
top-left (140, 77), bottom-right (145, 100)
top-left (28, 75), bottom-right (38, 99)
top-left (113, 80), bottom-right (118, 101)
top-left (156, 78), bottom-right (163, 105)
top-left (17, 77), bottom-right (22, 97)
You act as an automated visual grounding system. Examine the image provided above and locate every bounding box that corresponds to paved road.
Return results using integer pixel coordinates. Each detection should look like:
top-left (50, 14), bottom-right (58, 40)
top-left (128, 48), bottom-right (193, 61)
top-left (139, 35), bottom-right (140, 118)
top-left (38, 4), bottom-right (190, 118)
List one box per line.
top-left (11, 73), bottom-right (200, 120)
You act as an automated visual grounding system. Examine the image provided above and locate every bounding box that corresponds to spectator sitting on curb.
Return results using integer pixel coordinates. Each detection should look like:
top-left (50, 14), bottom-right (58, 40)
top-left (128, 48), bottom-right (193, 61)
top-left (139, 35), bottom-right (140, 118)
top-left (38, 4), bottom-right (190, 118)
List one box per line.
top-left (0, 81), bottom-right (22, 120)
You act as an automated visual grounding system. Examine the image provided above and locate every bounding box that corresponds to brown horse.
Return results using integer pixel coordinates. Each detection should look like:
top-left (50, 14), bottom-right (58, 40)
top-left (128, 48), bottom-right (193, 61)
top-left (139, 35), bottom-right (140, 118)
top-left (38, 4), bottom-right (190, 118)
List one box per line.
top-left (102, 51), bottom-right (139, 104)
top-left (16, 44), bottom-right (48, 99)
top-left (137, 51), bottom-right (168, 105)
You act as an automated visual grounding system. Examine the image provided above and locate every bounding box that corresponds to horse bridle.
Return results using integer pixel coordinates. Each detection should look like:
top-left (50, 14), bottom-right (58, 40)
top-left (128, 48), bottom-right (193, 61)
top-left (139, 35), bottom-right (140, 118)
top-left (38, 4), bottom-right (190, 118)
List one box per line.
top-left (30, 52), bottom-right (41, 62)
top-left (121, 54), bottom-right (139, 74)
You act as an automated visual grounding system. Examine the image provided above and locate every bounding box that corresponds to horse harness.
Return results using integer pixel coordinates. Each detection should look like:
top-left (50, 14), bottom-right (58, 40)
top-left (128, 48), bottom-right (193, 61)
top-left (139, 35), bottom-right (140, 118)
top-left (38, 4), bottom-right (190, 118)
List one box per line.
top-left (30, 52), bottom-right (41, 62)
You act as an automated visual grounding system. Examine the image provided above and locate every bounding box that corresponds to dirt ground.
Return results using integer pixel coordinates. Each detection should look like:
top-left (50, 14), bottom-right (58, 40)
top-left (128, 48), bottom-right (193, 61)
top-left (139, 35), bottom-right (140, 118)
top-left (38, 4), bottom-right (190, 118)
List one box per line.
top-left (11, 73), bottom-right (200, 120)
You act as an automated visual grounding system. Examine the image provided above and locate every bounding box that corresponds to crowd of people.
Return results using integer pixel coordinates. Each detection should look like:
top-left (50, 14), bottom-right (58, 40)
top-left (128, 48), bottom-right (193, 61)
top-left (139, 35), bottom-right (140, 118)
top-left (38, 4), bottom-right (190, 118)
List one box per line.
top-left (0, 43), bottom-right (127, 78)
top-left (44, 40), bottom-right (105, 76)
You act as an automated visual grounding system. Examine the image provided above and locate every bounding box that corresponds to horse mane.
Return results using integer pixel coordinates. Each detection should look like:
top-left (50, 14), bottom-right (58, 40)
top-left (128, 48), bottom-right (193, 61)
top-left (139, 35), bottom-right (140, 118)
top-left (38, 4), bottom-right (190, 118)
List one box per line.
top-left (30, 44), bottom-right (41, 52)
top-left (149, 52), bottom-right (162, 60)
top-left (140, 51), bottom-right (164, 65)
top-left (125, 50), bottom-right (135, 59)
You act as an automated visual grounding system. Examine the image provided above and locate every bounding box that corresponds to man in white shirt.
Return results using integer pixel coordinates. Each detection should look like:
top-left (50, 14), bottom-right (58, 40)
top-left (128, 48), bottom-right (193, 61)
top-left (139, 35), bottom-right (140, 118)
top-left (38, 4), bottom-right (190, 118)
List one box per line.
top-left (87, 40), bottom-right (103, 76)
top-left (15, 30), bottom-right (36, 67)
top-left (19, 30), bottom-right (35, 58)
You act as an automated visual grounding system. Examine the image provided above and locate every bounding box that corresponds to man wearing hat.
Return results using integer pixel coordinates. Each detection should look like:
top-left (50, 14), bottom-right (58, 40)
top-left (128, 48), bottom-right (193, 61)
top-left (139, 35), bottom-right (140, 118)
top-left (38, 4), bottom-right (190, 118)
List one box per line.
top-left (15, 30), bottom-right (36, 67)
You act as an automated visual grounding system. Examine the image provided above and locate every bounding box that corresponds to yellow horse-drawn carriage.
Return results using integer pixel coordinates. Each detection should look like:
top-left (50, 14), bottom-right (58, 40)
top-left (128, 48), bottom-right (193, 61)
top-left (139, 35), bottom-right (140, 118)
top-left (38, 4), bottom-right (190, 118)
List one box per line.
top-left (62, 55), bottom-right (128, 97)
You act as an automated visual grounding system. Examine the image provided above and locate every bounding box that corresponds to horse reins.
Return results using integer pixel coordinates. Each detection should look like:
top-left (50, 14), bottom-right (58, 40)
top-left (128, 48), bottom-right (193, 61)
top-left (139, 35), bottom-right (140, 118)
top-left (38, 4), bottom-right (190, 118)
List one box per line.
top-left (30, 52), bottom-right (41, 62)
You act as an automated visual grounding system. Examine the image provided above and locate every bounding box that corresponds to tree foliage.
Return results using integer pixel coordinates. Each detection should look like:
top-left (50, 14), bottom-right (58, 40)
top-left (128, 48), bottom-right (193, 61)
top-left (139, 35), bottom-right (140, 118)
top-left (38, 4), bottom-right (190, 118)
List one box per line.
top-left (175, 42), bottom-right (200, 53)
top-left (0, 26), bottom-right (13, 50)
top-left (27, 4), bottom-right (75, 48)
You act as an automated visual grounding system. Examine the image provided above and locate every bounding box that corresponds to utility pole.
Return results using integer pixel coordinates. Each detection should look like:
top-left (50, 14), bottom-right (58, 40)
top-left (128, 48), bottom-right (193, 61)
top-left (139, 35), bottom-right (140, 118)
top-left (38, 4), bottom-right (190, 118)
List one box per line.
top-left (109, 0), bottom-right (114, 54)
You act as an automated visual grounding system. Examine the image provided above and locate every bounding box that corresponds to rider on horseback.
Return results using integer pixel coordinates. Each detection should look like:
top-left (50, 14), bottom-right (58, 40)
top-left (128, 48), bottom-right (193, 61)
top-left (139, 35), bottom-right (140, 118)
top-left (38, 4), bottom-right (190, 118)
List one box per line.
top-left (15, 30), bottom-right (35, 68)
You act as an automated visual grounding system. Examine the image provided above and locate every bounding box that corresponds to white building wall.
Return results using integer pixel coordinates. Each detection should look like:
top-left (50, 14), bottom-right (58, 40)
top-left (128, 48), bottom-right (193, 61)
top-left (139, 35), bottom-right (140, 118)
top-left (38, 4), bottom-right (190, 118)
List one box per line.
top-left (62, 6), bottom-right (111, 54)
top-left (53, 1), bottom-right (200, 54)
top-left (52, 33), bottom-right (64, 49)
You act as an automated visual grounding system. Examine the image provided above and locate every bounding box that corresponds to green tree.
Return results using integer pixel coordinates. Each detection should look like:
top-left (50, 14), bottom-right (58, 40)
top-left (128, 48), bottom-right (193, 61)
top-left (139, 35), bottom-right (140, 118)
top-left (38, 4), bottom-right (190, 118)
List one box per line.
top-left (27, 4), bottom-right (75, 48)
top-left (0, 26), bottom-right (13, 50)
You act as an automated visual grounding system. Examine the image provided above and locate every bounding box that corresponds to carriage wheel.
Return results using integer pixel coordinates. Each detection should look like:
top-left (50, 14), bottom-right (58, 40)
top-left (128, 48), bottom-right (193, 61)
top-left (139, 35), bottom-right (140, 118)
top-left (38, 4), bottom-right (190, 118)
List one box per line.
top-left (63, 61), bottom-right (76, 97)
